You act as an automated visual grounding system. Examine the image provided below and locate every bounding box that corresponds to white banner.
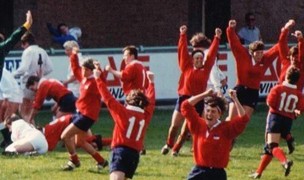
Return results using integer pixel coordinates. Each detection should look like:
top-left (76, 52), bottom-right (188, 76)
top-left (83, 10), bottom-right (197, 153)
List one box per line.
top-left (4, 50), bottom-right (279, 103)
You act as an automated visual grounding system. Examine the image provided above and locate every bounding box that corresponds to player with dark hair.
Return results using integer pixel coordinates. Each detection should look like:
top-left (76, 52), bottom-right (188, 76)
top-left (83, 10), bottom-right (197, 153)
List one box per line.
top-left (105, 45), bottom-right (149, 95)
top-left (26, 75), bottom-right (77, 124)
top-left (93, 62), bottom-right (155, 180)
top-left (226, 20), bottom-right (279, 121)
top-left (60, 47), bottom-right (107, 171)
top-left (249, 66), bottom-right (304, 179)
top-left (181, 89), bottom-right (249, 180)
top-left (161, 25), bottom-right (222, 156)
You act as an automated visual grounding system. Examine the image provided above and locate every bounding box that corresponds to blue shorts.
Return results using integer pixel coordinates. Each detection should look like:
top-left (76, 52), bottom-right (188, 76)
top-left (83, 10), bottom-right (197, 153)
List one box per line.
top-left (232, 85), bottom-right (259, 109)
top-left (187, 165), bottom-right (226, 180)
top-left (58, 93), bottom-right (77, 113)
top-left (71, 113), bottom-right (94, 131)
top-left (175, 95), bottom-right (204, 115)
top-left (110, 146), bottom-right (139, 179)
top-left (266, 112), bottom-right (292, 138)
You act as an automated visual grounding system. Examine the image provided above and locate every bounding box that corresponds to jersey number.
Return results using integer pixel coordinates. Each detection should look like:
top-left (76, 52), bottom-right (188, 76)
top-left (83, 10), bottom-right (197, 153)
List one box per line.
top-left (126, 117), bottom-right (145, 141)
top-left (278, 92), bottom-right (298, 112)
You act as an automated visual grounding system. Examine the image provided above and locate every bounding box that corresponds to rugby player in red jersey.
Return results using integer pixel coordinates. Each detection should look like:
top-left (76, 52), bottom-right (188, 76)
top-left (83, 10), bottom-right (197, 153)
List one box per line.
top-left (249, 66), bottom-right (304, 179)
top-left (94, 62), bottom-right (155, 180)
top-left (181, 88), bottom-right (249, 180)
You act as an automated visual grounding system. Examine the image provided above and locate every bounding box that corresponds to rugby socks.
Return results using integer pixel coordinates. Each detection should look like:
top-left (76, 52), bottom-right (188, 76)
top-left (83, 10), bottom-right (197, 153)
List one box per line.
top-left (86, 135), bottom-right (96, 143)
top-left (70, 153), bottom-right (80, 164)
top-left (102, 138), bottom-right (112, 146)
top-left (272, 147), bottom-right (287, 164)
top-left (256, 154), bottom-right (273, 174)
top-left (92, 152), bottom-right (105, 164)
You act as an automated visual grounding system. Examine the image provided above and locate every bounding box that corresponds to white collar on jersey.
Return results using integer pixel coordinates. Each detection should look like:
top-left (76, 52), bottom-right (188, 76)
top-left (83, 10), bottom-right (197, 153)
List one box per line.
top-left (282, 81), bottom-right (297, 89)
top-left (126, 105), bottom-right (144, 113)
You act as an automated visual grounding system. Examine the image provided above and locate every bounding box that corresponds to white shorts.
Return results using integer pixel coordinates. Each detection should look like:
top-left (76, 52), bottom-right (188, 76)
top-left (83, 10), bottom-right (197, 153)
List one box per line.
top-left (28, 131), bottom-right (48, 154)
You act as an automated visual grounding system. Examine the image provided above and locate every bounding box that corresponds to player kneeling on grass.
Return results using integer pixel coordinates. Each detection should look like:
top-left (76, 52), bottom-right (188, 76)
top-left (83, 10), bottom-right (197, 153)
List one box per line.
top-left (3, 114), bottom-right (48, 155)
top-left (249, 66), bottom-right (304, 179)
top-left (181, 89), bottom-right (249, 180)
top-left (93, 62), bottom-right (155, 180)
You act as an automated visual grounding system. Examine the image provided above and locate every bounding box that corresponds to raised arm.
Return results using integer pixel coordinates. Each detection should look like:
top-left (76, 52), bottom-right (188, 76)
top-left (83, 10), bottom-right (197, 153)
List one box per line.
top-left (144, 72), bottom-right (156, 119)
top-left (226, 20), bottom-right (250, 62)
top-left (0, 10), bottom-right (32, 56)
top-left (178, 25), bottom-right (192, 72)
top-left (293, 30), bottom-right (304, 65)
top-left (204, 28), bottom-right (221, 72)
top-left (229, 90), bottom-right (245, 117)
top-left (69, 47), bottom-right (82, 82)
top-left (226, 89), bottom-right (250, 138)
top-left (278, 20), bottom-right (295, 61)
top-left (93, 62), bottom-right (123, 112)
top-left (105, 65), bottom-right (122, 79)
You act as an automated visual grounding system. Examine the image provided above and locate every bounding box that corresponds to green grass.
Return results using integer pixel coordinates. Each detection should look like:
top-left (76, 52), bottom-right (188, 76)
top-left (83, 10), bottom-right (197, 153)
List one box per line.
top-left (1, 103), bottom-right (304, 179)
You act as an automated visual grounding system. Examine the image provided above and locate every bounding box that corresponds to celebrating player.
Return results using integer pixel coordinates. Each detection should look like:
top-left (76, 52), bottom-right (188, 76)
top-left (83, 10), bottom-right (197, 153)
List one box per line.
top-left (94, 62), bottom-right (155, 180)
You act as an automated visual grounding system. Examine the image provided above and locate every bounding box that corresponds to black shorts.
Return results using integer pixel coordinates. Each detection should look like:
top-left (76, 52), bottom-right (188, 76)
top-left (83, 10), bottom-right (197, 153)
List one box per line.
top-left (233, 85), bottom-right (259, 109)
top-left (175, 95), bottom-right (204, 115)
top-left (71, 113), bottom-right (95, 131)
top-left (58, 93), bottom-right (77, 113)
top-left (110, 146), bottom-right (139, 179)
top-left (187, 165), bottom-right (226, 180)
top-left (266, 112), bottom-right (293, 138)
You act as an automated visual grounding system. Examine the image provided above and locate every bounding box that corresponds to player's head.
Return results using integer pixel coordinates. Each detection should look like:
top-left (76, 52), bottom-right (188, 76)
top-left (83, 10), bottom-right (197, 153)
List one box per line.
top-left (126, 89), bottom-right (149, 109)
top-left (190, 32), bottom-right (211, 51)
top-left (21, 31), bottom-right (35, 49)
top-left (285, 66), bottom-right (300, 85)
top-left (26, 75), bottom-right (41, 91)
top-left (288, 45), bottom-right (299, 66)
top-left (191, 50), bottom-right (204, 69)
top-left (63, 40), bottom-right (79, 55)
top-left (204, 96), bottom-right (227, 121)
top-left (123, 45), bottom-right (138, 64)
top-left (249, 41), bottom-right (264, 63)
top-left (82, 58), bottom-right (96, 77)
top-left (4, 114), bottom-right (21, 129)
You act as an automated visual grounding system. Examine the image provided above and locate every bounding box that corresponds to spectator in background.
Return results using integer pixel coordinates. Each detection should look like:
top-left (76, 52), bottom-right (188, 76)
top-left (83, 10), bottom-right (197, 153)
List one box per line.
top-left (238, 12), bottom-right (262, 45)
top-left (62, 40), bottom-right (82, 97)
top-left (13, 32), bottom-right (54, 123)
top-left (47, 23), bottom-right (81, 47)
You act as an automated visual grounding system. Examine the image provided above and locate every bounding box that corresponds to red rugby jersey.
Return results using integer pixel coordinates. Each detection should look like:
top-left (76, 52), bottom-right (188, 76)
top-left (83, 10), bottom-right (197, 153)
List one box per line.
top-left (121, 61), bottom-right (149, 95)
top-left (32, 79), bottom-right (71, 109)
top-left (95, 77), bottom-right (155, 152)
top-left (70, 54), bottom-right (101, 121)
top-left (267, 82), bottom-right (304, 119)
top-left (44, 115), bottom-right (72, 151)
top-left (227, 26), bottom-right (279, 89)
top-left (177, 33), bottom-right (219, 95)
top-left (181, 100), bottom-right (249, 168)
top-left (278, 28), bottom-right (304, 91)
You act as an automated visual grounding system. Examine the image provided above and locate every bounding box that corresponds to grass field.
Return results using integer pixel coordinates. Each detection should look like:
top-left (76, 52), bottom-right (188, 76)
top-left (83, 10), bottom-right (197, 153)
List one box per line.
top-left (1, 103), bottom-right (304, 180)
